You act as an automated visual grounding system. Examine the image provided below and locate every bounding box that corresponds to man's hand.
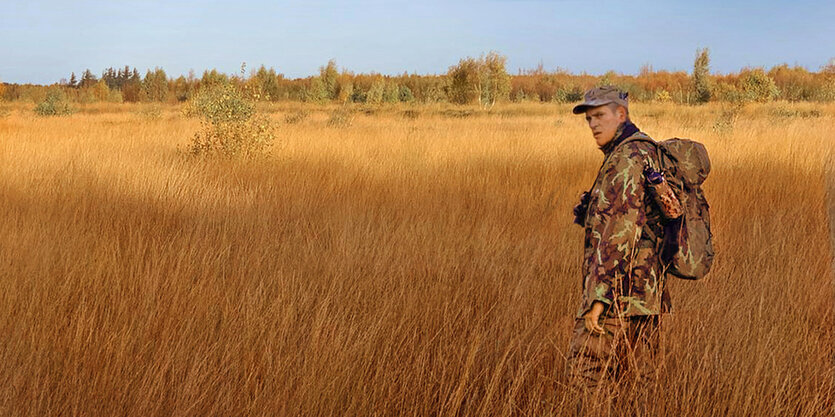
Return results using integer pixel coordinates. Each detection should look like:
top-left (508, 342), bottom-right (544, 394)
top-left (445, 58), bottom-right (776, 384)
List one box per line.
top-left (583, 301), bottom-right (606, 335)
top-left (572, 192), bottom-right (591, 225)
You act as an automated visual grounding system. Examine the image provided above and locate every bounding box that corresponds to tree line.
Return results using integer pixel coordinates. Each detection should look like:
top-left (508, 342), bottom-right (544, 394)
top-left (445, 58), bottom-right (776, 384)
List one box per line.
top-left (2, 50), bottom-right (835, 106)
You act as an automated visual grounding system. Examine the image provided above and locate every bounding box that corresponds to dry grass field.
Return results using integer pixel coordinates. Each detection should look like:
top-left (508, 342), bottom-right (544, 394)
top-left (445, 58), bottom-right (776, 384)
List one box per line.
top-left (0, 100), bottom-right (832, 416)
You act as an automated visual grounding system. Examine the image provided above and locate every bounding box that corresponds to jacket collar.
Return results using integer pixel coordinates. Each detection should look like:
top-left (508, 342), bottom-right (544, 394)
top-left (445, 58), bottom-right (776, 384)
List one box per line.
top-left (600, 121), bottom-right (640, 156)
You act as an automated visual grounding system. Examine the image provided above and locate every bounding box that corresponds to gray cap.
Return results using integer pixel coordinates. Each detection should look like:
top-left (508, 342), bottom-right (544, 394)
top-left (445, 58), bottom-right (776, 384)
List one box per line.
top-left (572, 86), bottom-right (629, 114)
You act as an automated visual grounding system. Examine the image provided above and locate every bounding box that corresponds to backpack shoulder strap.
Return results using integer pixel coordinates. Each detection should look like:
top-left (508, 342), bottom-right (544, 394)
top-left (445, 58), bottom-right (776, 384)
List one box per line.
top-left (586, 133), bottom-right (659, 193)
top-left (619, 132), bottom-right (657, 147)
top-left (613, 132), bottom-right (660, 156)
top-left (615, 132), bottom-right (664, 171)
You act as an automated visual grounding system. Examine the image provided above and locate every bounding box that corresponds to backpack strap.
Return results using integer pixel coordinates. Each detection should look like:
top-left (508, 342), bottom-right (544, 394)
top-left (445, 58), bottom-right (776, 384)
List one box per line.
top-left (619, 133), bottom-right (656, 147)
top-left (613, 133), bottom-right (669, 259)
top-left (616, 133), bottom-right (665, 174)
top-left (585, 132), bottom-right (659, 194)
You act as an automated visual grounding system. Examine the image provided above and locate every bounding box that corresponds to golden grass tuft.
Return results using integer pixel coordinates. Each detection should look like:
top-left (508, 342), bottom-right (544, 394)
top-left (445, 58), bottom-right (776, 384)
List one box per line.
top-left (0, 101), bottom-right (832, 415)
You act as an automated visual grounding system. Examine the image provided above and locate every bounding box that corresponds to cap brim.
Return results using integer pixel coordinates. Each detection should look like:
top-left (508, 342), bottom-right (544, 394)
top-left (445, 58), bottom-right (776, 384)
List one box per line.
top-left (571, 104), bottom-right (592, 114)
top-left (572, 99), bottom-right (614, 114)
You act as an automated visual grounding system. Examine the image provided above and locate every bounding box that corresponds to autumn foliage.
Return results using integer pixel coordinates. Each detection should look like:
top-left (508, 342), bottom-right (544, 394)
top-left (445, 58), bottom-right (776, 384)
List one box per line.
top-left (4, 53), bottom-right (835, 108)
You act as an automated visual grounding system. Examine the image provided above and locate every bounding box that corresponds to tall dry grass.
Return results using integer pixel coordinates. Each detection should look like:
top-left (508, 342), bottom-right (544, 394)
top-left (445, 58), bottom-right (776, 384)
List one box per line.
top-left (0, 101), bottom-right (832, 416)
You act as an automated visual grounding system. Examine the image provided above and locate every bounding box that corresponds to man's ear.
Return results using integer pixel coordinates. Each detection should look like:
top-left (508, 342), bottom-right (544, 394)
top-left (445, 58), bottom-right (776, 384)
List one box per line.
top-left (617, 106), bottom-right (627, 122)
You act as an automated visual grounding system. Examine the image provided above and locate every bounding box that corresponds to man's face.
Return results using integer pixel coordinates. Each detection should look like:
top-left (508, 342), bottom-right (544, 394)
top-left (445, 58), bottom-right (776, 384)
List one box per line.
top-left (584, 105), bottom-right (626, 147)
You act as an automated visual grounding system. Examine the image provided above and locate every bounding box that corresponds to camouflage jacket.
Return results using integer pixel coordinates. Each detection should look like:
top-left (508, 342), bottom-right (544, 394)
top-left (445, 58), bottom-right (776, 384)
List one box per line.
top-left (578, 124), bottom-right (670, 318)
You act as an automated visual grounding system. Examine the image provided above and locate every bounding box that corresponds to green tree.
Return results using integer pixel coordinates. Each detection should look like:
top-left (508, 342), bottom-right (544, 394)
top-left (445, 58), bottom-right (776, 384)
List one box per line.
top-left (171, 75), bottom-right (193, 102)
top-left (739, 68), bottom-right (779, 102)
top-left (366, 79), bottom-right (385, 105)
top-left (34, 87), bottom-right (73, 116)
top-left (446, 52), bottom-right (510, 107)
top-left (477, 52), bottom-right (511, 108)
top-left (422, 77), bottom-right (447, 103)
top-left (693, 47), bottom-right (712, 103)
top-left (319, 59), bottom-right (339, 101)
top-left (122, 69), bottom-right (143, 102)
top-left (143, 68), bottom-right (170, 102)
top-left (596, 70), bottom-right (617, 87)
top-left (92, 79), bottom-right (111, 101)
top-left (252, 65), bottom-right (282, 101)
top-left (447, 57), bottom-right (480, 104)
top-left (399, 85), bottom-right (415, 103)
top-left (79, 69), bottom-right (98, 89)
top-left (201, 69), bottom-right (229, 88)
top-left (819, 58), bottom-right (835, 101)
top-left (306, 77), bottom-right (328, 103)
top-left (102, 67), bottom-right (118, 89)
top-left (336, 79), bottom-right (354, 104)
top-left (382, 81), bottom-right (400, 103)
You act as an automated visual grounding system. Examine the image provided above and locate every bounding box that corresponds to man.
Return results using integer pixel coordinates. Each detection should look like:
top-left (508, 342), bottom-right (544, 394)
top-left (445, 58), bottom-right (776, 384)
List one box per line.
top-left (566, 86), bottom-right (674, 414)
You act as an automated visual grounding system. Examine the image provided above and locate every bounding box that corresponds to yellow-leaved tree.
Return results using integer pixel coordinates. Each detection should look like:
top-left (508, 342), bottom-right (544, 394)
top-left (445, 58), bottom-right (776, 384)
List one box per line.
top-left (447, 52), bottom-right (510, 109)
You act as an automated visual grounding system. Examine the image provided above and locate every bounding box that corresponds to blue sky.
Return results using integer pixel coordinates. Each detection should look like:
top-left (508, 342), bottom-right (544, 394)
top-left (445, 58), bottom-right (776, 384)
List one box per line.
top-left (1, 0), bottom-right (833, 84)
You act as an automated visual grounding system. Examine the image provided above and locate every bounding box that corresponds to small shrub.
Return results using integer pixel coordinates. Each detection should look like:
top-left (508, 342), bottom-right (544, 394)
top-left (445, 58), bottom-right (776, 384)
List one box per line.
top-left (769, 105), bottom-right (822, 119)
top-left (402, 109), bottom-right (421, 119)
top-left (654, 90), bottom-right (673, 102)
top-left (489, 106), bottom-right (554, 118)
top-left (440, 109), bottom-right (474, 118)
top-left (640, 108), bottom-right (668, 119)
top-left (190, 113), bottom-right (274, 158)
top-left (713, 104), bottom-right (743, 134)
top-left (553, 86), bottom-right (583, 103)
top-left (136, 104), bottom-right (163, 120)
top-left (326, 109), bottom-right (352, 127)
top-left (187, 82), bottom-right (275, 158)
top-left (284, 110), bottom-right (310, 124)
top-left (713, 82), bottom-right (747, 103)
top-left (34, 88), bottom-right (73, 116)
top-left (740, 69), bottom-right (779, 102)
top-left (815, 78), bottom-right (835, 101)
top-left (183, 82), bottom-right (253, 123)
top-left (359, 106), bottom-right (377, 116)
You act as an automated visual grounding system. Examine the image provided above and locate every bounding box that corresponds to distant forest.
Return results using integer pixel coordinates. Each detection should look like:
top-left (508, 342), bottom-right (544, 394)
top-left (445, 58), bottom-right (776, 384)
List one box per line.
top-left (2, 51), bottom-right (834, 106)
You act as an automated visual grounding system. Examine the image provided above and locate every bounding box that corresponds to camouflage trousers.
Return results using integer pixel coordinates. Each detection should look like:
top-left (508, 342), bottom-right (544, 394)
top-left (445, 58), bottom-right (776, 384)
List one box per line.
top-left (566, 315), bottom-right (663, 416)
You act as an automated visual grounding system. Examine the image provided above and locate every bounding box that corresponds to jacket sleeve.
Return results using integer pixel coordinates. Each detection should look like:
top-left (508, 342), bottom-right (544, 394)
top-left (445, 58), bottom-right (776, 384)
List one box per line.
top-left (581, 143), bottom-right (648, 316)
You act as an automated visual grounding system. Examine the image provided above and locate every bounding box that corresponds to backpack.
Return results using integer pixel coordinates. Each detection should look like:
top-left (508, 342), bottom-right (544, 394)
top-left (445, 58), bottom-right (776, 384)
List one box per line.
top-left (625, 137), bottom-right (715, 280)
